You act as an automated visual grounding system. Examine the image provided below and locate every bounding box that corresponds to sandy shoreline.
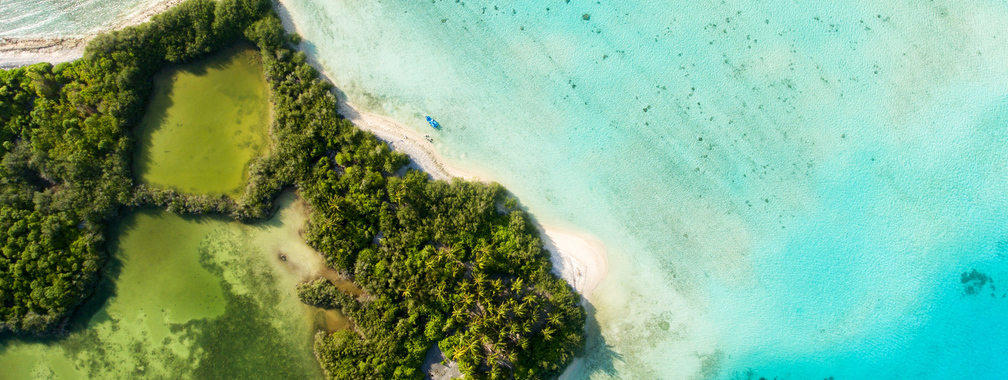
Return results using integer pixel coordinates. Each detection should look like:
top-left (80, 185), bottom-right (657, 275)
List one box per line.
top-left (0, 0), bottom-right (609, 300)
top-left (0, 0), bottom-right (185, 68)
top-left (336, 103), bottom-right (485, 182)
top-left (274, 1), bottom-right (608, 299)
top-left (344, 101), bottom-right (609, 297)
top-left (541, 227), bottom-right (609, 297)
top-left (0, 37), bottom-right (87, 68)
top-left (343, 89), bottom-right (609, 298)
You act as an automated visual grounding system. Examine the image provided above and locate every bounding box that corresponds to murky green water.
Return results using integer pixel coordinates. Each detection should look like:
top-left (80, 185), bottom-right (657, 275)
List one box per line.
top-left (134, 46), bottom-right (270, 197)
top-left (0, 193), bottom-right (337, 379)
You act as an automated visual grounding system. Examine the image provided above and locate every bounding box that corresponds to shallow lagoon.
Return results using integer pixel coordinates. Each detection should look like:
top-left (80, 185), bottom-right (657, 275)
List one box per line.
top-left (134, 46), bottom-right (270, 197)
top-left (0, 193), bottom-right (334, 379)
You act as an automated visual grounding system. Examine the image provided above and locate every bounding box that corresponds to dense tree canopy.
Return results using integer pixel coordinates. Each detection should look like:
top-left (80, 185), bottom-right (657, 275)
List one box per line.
top-left (0, 0), bottom-right (271, 334)
top-left (266, 41), bottom-right (585, 380)
top-left (0, 0), bottom-right (585, 378)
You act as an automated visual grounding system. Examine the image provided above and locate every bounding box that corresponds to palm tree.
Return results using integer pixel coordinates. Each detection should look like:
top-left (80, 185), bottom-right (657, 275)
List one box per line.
top-left (514, 302), bottom-right (528, 319)
top-left (459, 292), bottom-right (473, 308)
top-left (541, 326), bottom-right (554, 341)
top-left (402, 281), bottom-right (415, 298)
top-left (434, 284), bottom-right (446, 303)
top-left (491, 278), bottom-right (503, 293)
top-left (510, 277), bottom-right (524, 293)
top-left (547, 313), bottom-right (561, 326)
top-left (452, 306), bottom-right (467, 323)
top-left (473, 270), bottom-right (486, 284)
top-left (327, 194), bottom-right (341, 212)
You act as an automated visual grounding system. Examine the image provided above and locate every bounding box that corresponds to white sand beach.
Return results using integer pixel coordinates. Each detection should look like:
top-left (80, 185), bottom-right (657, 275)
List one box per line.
top-left (0, 37), bottom-right (86, 68)
top-left (336, 102), bottom-right (485, 182)
top-left (541, 227), bottom-right (608, 297)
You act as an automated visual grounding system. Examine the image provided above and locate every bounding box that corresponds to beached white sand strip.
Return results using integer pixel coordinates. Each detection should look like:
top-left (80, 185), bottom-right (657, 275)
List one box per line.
top-left (0, 0), bottom-right (185, 68)
top-left (541, 227), bottom-right (609, 297)
top-left (337, 103), bottom-right (483, 182)
top-left (0, 37), bottom-right (86, 68)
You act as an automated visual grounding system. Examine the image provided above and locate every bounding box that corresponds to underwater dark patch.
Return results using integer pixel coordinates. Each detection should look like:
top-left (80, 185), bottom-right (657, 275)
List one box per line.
top-left (961, 269), bottom-right (992, 296)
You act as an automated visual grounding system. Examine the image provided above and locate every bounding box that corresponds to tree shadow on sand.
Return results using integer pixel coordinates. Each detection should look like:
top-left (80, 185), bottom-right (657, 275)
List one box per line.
top-left (570, 302), bottom-right (622, 379)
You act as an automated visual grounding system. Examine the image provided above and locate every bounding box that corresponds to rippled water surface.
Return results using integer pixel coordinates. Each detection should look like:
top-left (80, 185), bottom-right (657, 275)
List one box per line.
top-left (0, 0), bottom-right (158, 37)
top-left (5, 0), bottom-right (1008, 378)
top-left (279, 0), bottom-right (1008, 378)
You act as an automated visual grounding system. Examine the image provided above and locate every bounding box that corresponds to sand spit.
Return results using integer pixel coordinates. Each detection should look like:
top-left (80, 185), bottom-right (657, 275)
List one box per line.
top-left (541, 227), bottom-right (608, 297)
top-left (0, 0), bottom-right (185, 68)
top-left (0, 37), bottom-right (86, 68)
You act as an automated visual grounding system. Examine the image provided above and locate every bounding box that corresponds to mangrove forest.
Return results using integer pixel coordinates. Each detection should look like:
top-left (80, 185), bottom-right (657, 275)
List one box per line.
top-left (0, 0), bottom-right (585, 378)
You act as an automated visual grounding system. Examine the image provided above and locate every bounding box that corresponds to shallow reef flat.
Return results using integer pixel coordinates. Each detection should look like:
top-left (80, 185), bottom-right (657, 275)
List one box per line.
top-left (279, 0), bottom-right (1008, 377)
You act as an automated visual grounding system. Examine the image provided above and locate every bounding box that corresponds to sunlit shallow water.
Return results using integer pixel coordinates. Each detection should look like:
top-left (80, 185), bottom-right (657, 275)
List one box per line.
top-left (0, 193), bottom-right (333, 379)
top-left (5, 0), bottom-right (1008, 378)
top-left (279, 0), bottom-right (1008, 378)
top-left (0, 0), bottom-right (159, 38)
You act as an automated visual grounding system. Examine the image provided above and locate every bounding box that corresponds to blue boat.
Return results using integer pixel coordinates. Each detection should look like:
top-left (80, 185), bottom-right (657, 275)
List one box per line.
top-left (426, 116), bottom-right (441, 130)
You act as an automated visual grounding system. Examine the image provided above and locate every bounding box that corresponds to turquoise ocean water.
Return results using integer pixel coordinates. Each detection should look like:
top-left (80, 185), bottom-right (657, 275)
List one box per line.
top-left (0, 0), bottom-right (154, 37)
top-left (6, 0), bottom-right (1008, 378)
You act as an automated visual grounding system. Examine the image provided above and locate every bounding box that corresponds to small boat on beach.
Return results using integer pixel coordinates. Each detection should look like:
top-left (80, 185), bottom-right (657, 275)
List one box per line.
top-left (426, 116), bottom-right (441, 130)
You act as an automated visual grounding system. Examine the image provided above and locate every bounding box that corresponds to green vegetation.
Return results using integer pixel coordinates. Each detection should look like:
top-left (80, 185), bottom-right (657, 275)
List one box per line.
top-left (134, 46), bottom-right (270, 197)
top-left (0, 0), bottom-right (585, 378)
top-left (0, 0), bottom-right (271, 334)
top-left (271, 43), bottom-right (585, 380)
top-left (0, 197), bottom-right (326, 379)
top-left (0, 39), bottom-right (132, 334)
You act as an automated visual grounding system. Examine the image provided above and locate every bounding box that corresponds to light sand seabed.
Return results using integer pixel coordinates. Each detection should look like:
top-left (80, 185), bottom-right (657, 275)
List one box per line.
top-left (0, 0), bottom-right (185, 68)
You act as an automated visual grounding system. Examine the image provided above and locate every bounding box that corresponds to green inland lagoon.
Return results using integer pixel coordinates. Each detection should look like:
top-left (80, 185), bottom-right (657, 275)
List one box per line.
top-left (0, 193), bottom-right (343, 379)
top-left (134, 46), bottom-right (271, 197)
